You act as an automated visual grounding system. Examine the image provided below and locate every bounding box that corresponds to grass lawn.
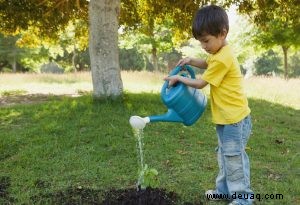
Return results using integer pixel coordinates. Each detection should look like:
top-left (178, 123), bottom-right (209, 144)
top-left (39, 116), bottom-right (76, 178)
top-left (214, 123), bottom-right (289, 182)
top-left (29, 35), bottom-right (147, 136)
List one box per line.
top-left (0, 72), bottom-right (299, 204)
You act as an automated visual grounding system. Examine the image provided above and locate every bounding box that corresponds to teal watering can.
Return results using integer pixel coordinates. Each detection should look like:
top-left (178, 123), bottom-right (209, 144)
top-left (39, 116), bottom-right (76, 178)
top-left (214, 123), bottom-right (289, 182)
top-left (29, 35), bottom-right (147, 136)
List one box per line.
top-left (130, 65), bottom-right (207, 129)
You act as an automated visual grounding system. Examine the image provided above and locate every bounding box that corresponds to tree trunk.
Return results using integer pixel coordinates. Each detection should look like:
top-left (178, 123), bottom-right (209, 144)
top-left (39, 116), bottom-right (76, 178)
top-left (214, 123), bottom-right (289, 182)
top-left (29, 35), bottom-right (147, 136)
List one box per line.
top-left (12, 47), bottom-right (17, 73)
top-left (12, 57), bottom-right (17, 73)
top-left (151, 46), bottom-right (158, 72)
top-left (89, 0), bottom-right (123, 98)
top-left (72, 44), bottom-right (77, 72)
top-left (282, 46), bottom-right (289, 79)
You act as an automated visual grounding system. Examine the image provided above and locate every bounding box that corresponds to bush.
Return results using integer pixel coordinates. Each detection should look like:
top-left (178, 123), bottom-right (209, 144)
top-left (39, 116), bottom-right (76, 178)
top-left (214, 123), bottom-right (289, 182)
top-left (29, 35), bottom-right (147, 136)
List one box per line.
top-left (254, 50), bottom-right (282, 76)
top-left (289, 52), bottom-right (300, 77)
top-left (119, 48), bottom-right (145, 71)
top-left (40, 61), bottom-right (64, 74)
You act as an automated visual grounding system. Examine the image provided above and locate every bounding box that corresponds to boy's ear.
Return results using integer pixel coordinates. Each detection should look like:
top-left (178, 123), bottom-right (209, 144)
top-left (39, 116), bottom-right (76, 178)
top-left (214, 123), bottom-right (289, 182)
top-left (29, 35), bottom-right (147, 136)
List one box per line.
top-left (221, 28), bottom-right (228, 38)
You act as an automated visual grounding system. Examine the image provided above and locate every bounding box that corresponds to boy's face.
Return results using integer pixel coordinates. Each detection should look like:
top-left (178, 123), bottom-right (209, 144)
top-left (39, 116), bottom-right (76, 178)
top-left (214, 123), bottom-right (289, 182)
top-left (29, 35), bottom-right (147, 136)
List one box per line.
top-left (197, 32), bottom-right (227, 54)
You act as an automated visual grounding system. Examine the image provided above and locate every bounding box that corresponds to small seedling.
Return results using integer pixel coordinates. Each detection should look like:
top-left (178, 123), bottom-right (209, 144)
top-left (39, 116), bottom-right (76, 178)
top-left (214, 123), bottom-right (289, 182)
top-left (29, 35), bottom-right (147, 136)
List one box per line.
top-left (138, 164), bottom-right (159, 189)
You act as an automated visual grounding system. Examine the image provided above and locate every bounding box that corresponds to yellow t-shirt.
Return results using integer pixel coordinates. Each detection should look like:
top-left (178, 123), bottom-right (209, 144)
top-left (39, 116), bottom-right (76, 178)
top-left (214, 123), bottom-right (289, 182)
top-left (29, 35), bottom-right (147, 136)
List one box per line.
top-left (202, 45), bottom-right (250, 124)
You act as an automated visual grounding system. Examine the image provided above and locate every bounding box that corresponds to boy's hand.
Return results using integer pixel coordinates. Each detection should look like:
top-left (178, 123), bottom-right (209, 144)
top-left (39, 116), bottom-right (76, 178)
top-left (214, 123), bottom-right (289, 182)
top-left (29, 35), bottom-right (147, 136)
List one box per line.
top-left (176, 57), bottom-right (191, 67)
top-left (176, 57), bottom-right (208, 69)
top-left (164, 75), bottom-right (180, 87)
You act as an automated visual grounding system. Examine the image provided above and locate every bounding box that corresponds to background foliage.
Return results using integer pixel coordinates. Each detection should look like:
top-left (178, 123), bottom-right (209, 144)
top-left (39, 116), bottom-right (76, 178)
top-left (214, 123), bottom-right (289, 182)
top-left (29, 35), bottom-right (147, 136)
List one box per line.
top-left (0, 0), bottom-right (299, 77)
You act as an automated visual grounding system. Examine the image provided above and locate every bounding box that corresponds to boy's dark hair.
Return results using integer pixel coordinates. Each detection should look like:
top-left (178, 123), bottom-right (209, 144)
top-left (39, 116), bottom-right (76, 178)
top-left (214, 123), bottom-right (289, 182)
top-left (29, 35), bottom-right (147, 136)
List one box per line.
top-left (192, 5), bottom-right (229, 38)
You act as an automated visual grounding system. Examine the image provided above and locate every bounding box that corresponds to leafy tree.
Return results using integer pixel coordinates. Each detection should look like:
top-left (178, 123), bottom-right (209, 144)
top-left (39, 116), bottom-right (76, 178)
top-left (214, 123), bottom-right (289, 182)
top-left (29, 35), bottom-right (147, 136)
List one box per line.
top-left (56, 20), bottom-right (89, 72)
top-left (1, 0), bottom-right (239, 98)
top-left (0, 0), bottom-right (87, 38)
top-left (119, 22), bottom-right (177, 72)
top-left (0, 0), bottom-right (122, 98)
top-left (15, 19), bottom-right (89, 72)
top-left (0, 34), bottom-right (33, 72)
top-left (230, 0), bottom-right (300, 78)
top-left (3, 1), bottom-right (92, 73)
top-left (120, 0), bottom-right (217, 71)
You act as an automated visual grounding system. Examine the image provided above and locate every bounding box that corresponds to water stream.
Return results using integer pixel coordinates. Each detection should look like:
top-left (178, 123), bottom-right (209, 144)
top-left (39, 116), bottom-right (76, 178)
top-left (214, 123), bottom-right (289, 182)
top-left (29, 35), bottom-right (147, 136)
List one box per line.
top-left (133, 128), bottom-right (146, 190)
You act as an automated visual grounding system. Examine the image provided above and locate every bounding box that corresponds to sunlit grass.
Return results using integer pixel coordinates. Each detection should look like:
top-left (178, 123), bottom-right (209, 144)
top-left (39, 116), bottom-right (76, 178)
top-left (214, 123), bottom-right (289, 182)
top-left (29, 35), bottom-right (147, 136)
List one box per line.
top-left (244, 76), bottom-right (299, 109)
top-left (122, 71), bottom-right (164, 93)
top-left (0, 71), bottom-right (299, 109)
top-left (0, 72), bottom-right (92, 95)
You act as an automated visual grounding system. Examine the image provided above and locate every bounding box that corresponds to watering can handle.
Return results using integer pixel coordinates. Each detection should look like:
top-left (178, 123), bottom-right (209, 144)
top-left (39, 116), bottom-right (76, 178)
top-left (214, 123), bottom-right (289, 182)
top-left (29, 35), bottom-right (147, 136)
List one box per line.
top-left (161, 65), bottom-right (195, 96)
top-left (168, 65), bottom-right (195, 79)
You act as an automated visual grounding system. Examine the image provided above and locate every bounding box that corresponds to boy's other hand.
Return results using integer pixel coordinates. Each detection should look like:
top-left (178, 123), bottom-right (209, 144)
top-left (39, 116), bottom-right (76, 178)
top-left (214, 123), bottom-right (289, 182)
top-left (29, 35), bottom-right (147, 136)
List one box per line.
top-left (164, 75), bottom-right (180, 87)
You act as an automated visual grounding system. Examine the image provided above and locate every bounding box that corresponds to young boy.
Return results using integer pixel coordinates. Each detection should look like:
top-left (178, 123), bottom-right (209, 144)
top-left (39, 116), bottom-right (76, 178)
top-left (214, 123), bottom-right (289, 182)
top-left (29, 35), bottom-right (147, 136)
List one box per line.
top-left (164, 5), bottom-right (253, 205)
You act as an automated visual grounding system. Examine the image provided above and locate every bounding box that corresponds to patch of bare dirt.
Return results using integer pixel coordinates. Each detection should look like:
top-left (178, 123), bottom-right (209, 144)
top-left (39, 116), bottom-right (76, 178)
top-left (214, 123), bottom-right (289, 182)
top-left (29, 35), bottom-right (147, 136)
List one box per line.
top-left (1, 177), bottom-right (202, 205)
top-left (31, 186), bottom-right (182, 205)
top-left (0, 94), bottom-right (80, 107)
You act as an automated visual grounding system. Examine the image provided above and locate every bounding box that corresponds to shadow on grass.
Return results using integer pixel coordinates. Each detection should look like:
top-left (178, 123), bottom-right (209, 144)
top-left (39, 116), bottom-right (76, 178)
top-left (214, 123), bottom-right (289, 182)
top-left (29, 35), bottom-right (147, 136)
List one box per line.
top-left (0, 93), bottom-right (299, 205)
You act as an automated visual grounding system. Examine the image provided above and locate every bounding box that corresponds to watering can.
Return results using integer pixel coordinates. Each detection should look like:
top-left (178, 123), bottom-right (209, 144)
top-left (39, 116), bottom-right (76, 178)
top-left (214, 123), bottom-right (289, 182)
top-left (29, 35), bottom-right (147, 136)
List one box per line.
top-left (129, 65), bottom-right (207, 129)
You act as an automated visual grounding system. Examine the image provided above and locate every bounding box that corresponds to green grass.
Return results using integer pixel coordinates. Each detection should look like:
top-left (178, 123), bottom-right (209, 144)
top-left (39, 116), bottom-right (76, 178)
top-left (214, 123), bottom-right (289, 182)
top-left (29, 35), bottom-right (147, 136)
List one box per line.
top-left (0, 93), bottom-right (299, 204)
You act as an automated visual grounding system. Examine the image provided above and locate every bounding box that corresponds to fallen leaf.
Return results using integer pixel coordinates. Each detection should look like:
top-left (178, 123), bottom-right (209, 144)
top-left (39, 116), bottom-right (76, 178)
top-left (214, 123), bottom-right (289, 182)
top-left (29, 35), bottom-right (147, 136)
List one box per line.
top-left (268, 173), bottom-right (281, 181)
top-left (245, 146), bottom-right (252, 151)
top-left (197, 141), bottom-right (204, 144)
top-left (176, 150), bottom-right (188, 155)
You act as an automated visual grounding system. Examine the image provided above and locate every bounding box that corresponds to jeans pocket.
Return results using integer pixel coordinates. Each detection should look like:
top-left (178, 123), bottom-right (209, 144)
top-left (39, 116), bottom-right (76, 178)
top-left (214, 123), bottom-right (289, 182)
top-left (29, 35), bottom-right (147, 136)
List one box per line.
top-left (224, 152), bottom-right (244, 182)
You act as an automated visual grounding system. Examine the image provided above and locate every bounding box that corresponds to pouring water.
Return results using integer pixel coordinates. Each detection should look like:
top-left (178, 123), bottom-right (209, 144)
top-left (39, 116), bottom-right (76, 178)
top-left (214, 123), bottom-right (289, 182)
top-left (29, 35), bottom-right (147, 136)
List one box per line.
top-left (133, 128), bottom-right (145, 188)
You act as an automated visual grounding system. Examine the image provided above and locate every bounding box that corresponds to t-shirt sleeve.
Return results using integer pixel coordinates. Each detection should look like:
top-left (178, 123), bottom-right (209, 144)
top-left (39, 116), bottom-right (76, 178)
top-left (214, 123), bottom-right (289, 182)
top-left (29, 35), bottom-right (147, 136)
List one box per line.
top-left (202, 60), bottom-right (229, 87)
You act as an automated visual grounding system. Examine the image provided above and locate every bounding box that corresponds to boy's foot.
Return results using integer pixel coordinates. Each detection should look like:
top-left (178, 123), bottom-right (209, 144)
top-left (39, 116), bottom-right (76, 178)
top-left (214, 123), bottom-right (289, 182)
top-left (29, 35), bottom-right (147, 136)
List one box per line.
top-left (205, 190), bottom-right (223, 200)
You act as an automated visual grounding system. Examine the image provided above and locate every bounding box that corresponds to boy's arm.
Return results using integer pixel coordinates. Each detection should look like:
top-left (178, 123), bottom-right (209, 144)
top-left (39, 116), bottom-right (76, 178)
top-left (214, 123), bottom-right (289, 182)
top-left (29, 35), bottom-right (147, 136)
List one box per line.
top-left (177, 57), bottom-right (208, 69)
top-left (164, 75), bottom-right (208, 89)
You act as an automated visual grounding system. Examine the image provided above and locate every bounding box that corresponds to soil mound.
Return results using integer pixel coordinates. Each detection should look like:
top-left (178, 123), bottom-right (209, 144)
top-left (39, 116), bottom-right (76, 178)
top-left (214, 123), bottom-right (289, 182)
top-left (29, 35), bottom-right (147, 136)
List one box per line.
top-left (30, 186), bottom-right (181, 205)
top-left (102, 187), bottom-right (178, 205)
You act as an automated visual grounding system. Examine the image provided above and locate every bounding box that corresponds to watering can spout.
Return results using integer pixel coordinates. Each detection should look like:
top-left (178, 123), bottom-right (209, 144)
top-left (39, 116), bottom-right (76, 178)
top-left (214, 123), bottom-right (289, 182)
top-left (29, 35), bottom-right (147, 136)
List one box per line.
top-left (129, 110), bottom-right (182, 129)
top-left (149, 109), bottom-right (183, 123)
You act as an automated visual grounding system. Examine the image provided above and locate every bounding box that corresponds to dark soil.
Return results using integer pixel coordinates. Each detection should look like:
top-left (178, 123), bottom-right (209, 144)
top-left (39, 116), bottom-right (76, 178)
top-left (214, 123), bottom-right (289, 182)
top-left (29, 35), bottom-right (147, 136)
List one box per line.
top-left (1, 177), bottom-right (203, 205)
top-left (101, 187), bottom-right (179, 205)
top-left (30, 186), bottom-right (184, 205)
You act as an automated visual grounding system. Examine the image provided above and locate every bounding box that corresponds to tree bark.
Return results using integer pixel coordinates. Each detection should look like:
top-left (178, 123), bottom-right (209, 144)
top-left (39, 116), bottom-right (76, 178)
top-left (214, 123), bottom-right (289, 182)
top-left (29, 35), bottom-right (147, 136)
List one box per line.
top-left (89, 0), bottom-right (123, 98)
top-left (12, 48), bottom-right (17, 73)
top-left (282, 46), bottom-right (289, 79)
top-left (72, 44), bottom-right (77, 72)
top-left (151, 46), bottom-right (158, 72)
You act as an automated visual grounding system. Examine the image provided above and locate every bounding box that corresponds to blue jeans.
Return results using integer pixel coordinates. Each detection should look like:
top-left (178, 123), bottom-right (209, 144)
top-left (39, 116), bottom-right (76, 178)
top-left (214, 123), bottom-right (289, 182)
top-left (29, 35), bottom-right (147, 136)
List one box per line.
top-left (215, 115), bottom-right (253, 205)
